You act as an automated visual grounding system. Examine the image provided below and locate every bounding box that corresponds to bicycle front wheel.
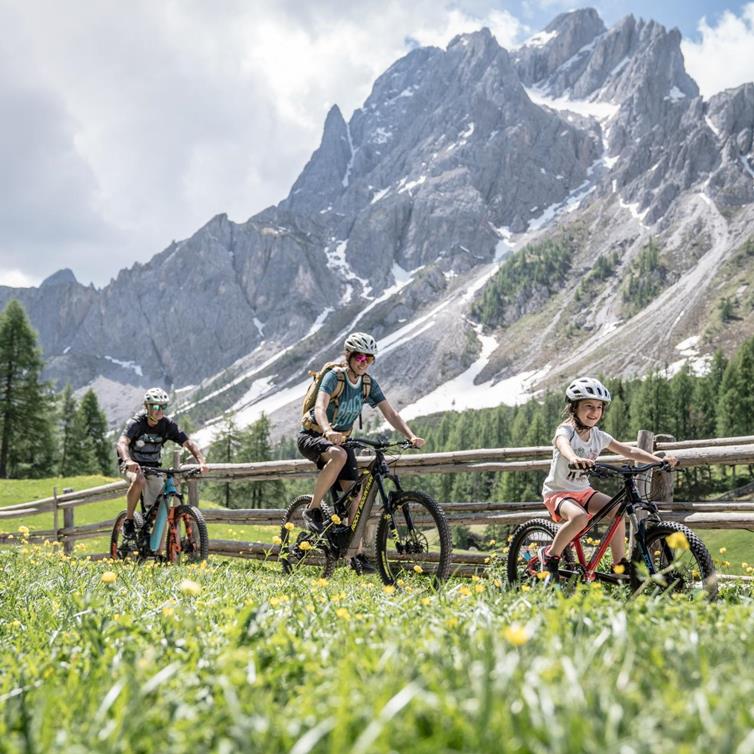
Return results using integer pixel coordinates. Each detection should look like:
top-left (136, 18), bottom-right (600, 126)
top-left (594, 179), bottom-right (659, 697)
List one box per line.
top-left (279, 495), bottom-right (335, 578)
top-left (171, 504), bottom-right (209, 563)
top-left (632, 521), bottom-right (717, 598)
top-left (375, 491), bottom-right (452, 586)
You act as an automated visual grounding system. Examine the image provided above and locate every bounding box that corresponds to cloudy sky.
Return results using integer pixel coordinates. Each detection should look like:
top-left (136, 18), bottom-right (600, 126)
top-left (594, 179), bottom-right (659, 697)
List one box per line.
top-left (1, 1), bottom-right (752, 289)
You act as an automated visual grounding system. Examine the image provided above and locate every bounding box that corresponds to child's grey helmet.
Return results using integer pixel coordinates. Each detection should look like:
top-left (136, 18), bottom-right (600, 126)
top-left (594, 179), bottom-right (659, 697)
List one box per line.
top-left (144, 387), bottom-right (169, 406)
top-left (565, 377), bottom-right (611, 404)
top-left (344, 332), bottom-right (378, 356)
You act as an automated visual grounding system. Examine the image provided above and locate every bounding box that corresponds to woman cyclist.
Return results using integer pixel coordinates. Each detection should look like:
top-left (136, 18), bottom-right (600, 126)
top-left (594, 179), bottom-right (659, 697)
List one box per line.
top-left (540, 377), bottom-right (677, 580)
top-left (297, 331), bottom-right (425, 573)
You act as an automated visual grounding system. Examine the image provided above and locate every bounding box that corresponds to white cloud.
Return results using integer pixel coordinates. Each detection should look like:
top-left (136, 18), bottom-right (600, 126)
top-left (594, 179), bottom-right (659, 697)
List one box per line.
top-left (0, 1), bottom-right (527, 288)
top-left (682, 3), bottom-right (754, 97)
top-left (0, 270), bottom-right (36, 288)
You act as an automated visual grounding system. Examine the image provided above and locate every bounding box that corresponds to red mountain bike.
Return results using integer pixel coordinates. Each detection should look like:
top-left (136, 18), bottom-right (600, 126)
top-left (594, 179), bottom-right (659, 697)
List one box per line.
top-left (507, 461), bottom-right (717, 598)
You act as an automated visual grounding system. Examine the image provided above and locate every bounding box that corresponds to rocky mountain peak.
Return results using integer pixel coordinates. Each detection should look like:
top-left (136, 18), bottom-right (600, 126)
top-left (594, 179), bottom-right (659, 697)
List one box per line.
top-left (40, 268), bottom-right (78, 287)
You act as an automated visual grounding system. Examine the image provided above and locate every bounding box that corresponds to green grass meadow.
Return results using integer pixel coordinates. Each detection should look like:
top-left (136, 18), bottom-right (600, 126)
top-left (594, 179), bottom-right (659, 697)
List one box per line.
top-left (0, 545), bottom-right (753, 753)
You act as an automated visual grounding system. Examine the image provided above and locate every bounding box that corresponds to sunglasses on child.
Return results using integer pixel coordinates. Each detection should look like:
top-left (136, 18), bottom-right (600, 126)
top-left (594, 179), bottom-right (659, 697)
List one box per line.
top-left (148, 403), bottom-right (168, 411)
top-left (351, 353), bottom-right (374, 365)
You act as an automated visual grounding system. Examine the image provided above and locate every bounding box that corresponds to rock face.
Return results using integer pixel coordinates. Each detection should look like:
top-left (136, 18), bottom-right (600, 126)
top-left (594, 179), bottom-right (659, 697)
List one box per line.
top-left (2, 8), bottom-right (754, 432)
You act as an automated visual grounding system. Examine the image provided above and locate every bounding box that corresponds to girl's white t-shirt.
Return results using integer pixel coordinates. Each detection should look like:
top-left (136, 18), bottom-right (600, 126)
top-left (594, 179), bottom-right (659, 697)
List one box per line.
top-left (542, 423), bottom-right (614, 497)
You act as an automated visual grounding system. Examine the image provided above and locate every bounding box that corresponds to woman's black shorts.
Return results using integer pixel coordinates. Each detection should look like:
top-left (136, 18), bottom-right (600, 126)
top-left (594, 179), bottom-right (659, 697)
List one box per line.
top-left (297, 430), bottom-right (359, 482)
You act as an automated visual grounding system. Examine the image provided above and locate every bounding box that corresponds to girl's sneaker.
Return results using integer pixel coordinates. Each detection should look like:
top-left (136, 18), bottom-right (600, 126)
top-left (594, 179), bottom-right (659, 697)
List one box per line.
top-left (538, 547), bottom-right (560, 582)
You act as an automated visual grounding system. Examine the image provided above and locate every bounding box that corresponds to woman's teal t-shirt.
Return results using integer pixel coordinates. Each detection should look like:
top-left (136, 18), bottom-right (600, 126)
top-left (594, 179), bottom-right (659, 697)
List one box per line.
top-left (318, 369), bottom-right (386, 431)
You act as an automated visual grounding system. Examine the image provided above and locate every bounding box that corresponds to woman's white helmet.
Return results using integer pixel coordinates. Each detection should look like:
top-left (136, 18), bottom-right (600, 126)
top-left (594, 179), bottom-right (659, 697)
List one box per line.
top-left (344, 332), bottom-right (378, 356)
top-left (565, 377), bottom-right (611, 404)
top-left (144, 387), bottom-right (169, 406)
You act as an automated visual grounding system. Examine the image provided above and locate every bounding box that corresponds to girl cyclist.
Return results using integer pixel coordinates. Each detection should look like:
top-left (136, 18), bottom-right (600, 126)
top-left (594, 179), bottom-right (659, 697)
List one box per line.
top-left (540, 377), bottom-right (677, 580)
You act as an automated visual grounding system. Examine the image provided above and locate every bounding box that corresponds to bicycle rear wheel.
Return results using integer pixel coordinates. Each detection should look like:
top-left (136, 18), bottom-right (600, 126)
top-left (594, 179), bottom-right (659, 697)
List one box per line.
top-left (632, 521), bottom-right (717, 598)
top-left (507, 518), bottom-right (576, 586)
top-left (171, 504), bottom-right (209, 563)
top-left (279, 495), bottom-right (335, 578)
top-left (110, 510), bottom-right (144, 560)
top-left (375, 491), bottom-right (452, 587)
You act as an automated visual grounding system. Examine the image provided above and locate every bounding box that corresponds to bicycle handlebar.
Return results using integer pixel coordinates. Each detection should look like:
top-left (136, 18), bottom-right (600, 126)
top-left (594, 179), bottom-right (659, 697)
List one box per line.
top-left (343, 437), bottom-right (416, 451)
top-left (575, 460), bottom-right (674, 478)
top-left (140, 466), bottom-right (202, 477)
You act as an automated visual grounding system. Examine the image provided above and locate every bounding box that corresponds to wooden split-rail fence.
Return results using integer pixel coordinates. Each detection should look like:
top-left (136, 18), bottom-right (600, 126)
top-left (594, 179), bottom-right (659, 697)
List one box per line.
top-left (1, 431), bottom-right (753, 577)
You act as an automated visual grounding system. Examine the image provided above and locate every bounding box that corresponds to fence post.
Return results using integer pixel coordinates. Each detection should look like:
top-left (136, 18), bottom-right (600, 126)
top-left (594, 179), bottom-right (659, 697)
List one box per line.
top-left (53, 486), bottom-right (59, 545)
top-left (63, 508), bottom-right (74, 555)
top-left (636, 430), bottom-right (654, 500)
top-left (175, 447), bottom-right (200, 507)
top-left (62, 487), bottom-right (74, 555)
top-left (651, 433), bottom-right (676, 503)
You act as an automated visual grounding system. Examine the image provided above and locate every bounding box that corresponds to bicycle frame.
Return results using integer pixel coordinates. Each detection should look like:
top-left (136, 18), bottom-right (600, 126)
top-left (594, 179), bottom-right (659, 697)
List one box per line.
top-left (325, 440), bottom-right (406, 561)
top-left (141, 468), bottom-right (195, 557)
top-left (555, 463), bottom-right (663, 584)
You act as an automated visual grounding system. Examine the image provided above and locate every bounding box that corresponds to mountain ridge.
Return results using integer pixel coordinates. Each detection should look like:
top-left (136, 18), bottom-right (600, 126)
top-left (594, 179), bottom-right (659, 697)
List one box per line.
top-left (2, 7), bottom-right (753, 441)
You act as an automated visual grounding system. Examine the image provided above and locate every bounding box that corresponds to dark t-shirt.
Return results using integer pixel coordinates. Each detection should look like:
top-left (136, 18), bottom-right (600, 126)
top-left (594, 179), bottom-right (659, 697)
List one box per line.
top-left (118, 411), bottom-right (188, 467)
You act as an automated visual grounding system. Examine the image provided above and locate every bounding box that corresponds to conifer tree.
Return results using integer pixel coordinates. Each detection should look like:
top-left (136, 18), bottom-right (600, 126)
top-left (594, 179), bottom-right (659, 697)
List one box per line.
top-left (206, 415), bottom-right (241, 508)
top-left (57, 384), bottom-right (84, 475)
top-left (77, 389), bottom-right (112, 474)
top-left (0, 300), bottom-right (55, 478)
top-left (237, 414), bottom-right (285, 509)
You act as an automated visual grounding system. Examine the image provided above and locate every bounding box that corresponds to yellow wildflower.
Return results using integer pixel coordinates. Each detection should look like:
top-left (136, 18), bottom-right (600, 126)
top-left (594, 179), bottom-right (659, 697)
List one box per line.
top-left (459, 585), bottom-right (471, 597)
top-left (299, 541), bottom-right (312, 551)
top-left (383, 585), bottom-right (396, 595)
top-left (335, 607), bottom-right (350, 620)
top-left (503, 624), bottom-right (529, 646)
top-left (493, 578), bottom-right (503, 588)
top-left (284, 522), bottom-right (294, 531)
top-left (100, 571), bottom-right (117, 584)
top-left (719, 547), bottom-right (727, 555)
top-left (330, 514), bottom-right (342, 525)
top-left (521, 584), bottom-right (531, 592)
top-left (413, 565), bottom-right (423, 574)
top-left (315, 578), bottom-right (328, 587)
top-left (420, 597), bottom-right (431, 606)
top-left (475, 583), bottom-right (485, 593)
top-left (666, 532), bottom-right (689, 551)
top-left (272, 535), bottom-right (282, 545)
top-left (162, 607), bottom-right (174, 618)
top-left (613, 564), bottom-right (625, 575)
top-left (18, 526), bottom-right (30, 538)
top-left (179, 579), bottom-right (202, 596)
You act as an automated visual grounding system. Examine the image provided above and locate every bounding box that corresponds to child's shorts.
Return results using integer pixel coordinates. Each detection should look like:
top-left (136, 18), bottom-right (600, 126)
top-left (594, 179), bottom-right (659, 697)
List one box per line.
top-left (543, 487), bottom-right (597, 523)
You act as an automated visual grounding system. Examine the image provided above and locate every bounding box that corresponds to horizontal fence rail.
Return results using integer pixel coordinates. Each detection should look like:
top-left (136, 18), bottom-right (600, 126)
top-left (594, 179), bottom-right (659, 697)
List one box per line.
top-left (2, 435), bottom-right (753, 575)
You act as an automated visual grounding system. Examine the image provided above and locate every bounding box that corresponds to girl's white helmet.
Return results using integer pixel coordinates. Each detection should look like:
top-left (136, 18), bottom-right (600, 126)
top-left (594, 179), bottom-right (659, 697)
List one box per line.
top-left (565, 377), bottom-right (611, 404)
top-left (144, 387), bottom-right (169, 406)
top-left (344, 332), bottom-right (378, 356)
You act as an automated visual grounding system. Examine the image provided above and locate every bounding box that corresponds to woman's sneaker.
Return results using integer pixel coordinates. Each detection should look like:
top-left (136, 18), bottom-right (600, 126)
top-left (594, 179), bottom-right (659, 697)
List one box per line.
top-left (350, 553), bottom-right (377, 575)
top-left (302, 506), bottom-right (324, 534)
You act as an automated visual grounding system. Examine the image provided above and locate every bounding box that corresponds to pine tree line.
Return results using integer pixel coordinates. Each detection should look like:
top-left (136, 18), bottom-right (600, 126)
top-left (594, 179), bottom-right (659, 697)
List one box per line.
top-left (205, 413), bottom-right (285, 508)
top-left (0, 300), bottom-right (112, 479)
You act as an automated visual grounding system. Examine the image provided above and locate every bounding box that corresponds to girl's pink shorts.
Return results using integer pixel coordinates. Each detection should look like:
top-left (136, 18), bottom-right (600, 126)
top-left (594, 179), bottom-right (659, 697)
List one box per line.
top-left (543, 487), bottom-right (597, 523)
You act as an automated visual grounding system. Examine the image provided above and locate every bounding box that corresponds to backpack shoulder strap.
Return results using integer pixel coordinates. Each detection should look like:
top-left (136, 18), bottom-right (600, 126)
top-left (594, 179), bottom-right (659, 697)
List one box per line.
top-left (361, 373), bottom-right (372, 402)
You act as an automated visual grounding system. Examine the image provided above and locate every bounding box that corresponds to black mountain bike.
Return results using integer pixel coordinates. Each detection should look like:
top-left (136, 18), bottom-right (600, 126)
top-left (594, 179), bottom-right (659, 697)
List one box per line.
top-left (507, 461), bottom-right (718, 598)
top-left (280, 438), bottom-right (452, 586)
top-left (111, 466), bottom-right (209, 563)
